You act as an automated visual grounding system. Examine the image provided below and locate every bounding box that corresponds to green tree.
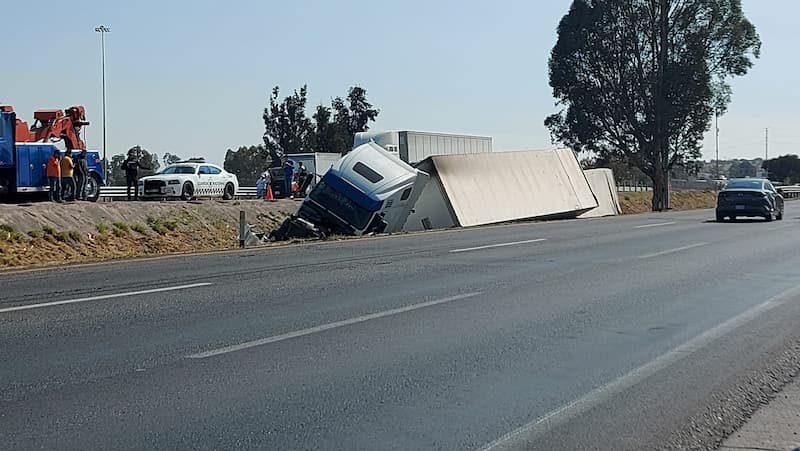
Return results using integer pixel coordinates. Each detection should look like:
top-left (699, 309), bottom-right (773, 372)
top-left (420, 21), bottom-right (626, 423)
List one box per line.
top-left (763, 155), bottom-right (800, 184)
top-left (331, 86), bottom-right (380, 153)
top-left (162, 153), bottom-right (182, 166)
top-left (108, 154), bottom-right (127, 186)
top-left (728, 160), bottom-right (757, 178)
top-left (262, 86), bottom-right (314, 167)
top-left (545, 0), bottom-right (760, 211)
top-left (224, 145), bottom-right (270, 186)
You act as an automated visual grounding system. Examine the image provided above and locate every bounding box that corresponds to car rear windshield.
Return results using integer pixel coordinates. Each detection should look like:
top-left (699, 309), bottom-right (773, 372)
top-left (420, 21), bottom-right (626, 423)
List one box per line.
top-left (160, 166), bottom-right (196, 175)
top-left (725, 180), bottom-right (763, 190)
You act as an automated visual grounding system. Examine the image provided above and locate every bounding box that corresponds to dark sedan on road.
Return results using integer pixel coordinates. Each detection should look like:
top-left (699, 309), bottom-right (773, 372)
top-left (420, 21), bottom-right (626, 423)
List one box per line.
top-left (716, 178), bottom-right (784, 222)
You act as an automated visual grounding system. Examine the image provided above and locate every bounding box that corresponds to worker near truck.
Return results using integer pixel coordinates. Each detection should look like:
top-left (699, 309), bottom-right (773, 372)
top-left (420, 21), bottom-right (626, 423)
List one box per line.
top-left (46, 149), bottom-right (62, 203)
top-left (283, 160), bottom-right (295, 199)
top-left (73, 149), bottom-right (89, 201)
top-left (122, 149), bottom-right (149, 201)
top-left (60, 149), bottom-right (76, 202)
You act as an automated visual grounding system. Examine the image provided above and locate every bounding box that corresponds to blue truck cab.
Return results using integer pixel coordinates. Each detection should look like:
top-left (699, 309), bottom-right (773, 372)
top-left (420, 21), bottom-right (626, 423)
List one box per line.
top-left (0, 109), bottom-right (105, 201)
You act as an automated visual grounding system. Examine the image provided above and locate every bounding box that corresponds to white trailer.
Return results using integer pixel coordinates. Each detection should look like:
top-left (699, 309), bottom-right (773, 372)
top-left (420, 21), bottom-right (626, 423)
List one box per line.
top-left (354, 130), bottom-right (492, 165)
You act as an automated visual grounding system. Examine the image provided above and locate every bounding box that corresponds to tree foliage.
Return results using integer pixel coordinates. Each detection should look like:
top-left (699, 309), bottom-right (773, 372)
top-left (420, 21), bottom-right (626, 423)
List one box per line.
top-left (728, 159), bottom-right (757, 178)
top-left (107, 146), bottom-right (159, 185)
top-left (546, 0), bottom-right (760, 210)
top-left (763, 155), bottom-right (800, 184)
top-left (224, 145), bottom-right (270, 186)
top-left (262, 85), bottom-right (379, 166)
top-left (162, 153), bottom-right (182, 166)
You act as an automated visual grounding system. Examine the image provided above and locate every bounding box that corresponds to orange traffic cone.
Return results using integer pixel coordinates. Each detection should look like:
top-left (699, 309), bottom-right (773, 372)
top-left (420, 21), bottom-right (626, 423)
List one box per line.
top-left (265, 185), bottom-right (274, 201)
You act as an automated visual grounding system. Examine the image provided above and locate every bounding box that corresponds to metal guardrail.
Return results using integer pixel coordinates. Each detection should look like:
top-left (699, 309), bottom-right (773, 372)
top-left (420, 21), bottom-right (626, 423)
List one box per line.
top-left (99, 186), bottom-right (259, 200)
top-left (777, 186), bottom-right (800, 199)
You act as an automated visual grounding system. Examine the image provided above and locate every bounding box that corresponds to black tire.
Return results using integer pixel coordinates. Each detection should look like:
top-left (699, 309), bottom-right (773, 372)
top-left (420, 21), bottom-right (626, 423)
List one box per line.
top-left (223, 183), bottom-right (235, 200)
top-left (716, 212), bottom-right (725, 222)
top-left (764, 211), bottom-right (774, 222)
top-left (86, 174), bottom-right (103, 202)
top-left (777, 209), bottom-right (784, 221)
top-left (181, 182), bottom-right (194, 201)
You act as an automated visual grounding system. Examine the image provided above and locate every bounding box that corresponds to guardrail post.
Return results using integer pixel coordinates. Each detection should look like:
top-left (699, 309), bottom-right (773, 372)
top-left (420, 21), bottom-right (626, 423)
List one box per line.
top-left (239, 210), bottom-right (246, 248)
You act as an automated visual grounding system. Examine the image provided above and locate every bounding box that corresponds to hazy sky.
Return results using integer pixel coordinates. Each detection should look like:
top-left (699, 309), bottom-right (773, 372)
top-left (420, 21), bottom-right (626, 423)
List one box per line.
top-left (3, 1), bottom-right (797, 165)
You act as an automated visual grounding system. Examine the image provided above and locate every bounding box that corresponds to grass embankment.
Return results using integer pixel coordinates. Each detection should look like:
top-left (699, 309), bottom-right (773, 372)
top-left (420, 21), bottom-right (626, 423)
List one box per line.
top-left (0, 200), bottom-right (296, 269)
top-left (619, 190), bottom-right (717, 215)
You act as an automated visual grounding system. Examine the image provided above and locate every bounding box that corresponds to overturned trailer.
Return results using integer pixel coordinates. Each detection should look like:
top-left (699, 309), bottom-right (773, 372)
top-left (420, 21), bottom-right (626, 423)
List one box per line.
top-left (403, 149), bottom-right (599, 231)
top-left (269, 142), bottom-right (429, 241)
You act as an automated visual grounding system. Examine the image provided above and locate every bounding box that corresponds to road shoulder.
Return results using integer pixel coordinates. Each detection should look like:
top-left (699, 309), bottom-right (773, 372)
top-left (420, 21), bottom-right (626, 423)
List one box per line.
top-left (720, 377), bottom-right (800, 451)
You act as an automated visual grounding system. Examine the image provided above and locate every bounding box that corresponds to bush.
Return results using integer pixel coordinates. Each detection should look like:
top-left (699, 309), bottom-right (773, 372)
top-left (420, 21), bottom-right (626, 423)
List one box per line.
top-left (42, 225), bottom-right (57, 236)
top-left (147, 217), bottom-right (178, 235)
top-left (27, 229), bottom-right (44, 239)
top-left (67, 230), bottom-right (83, 242)
top-left (0, 224), bottom-right (26, 242)
top-left (112, 221), bottom-right (129, 232)
top-left (131, 223), bottom-right (148, 234)
top-left (96, 223), bottom-right (109, 234)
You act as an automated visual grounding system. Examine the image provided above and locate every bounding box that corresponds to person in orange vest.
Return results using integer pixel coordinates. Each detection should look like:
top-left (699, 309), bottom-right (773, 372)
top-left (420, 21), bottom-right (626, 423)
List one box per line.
top-left (60, 149), bottom-right (76, 201)
top-left (46, 149), bottom-right (62, 203)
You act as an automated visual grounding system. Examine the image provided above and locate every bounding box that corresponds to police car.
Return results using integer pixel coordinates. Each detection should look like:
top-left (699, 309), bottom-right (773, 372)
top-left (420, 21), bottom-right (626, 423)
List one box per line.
top-left (138, 159), bottom-right (239, 200)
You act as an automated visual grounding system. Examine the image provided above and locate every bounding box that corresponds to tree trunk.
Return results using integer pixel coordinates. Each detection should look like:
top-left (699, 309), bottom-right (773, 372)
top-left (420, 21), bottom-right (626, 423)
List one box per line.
top-left (652, 164), bottom-right (670, 211)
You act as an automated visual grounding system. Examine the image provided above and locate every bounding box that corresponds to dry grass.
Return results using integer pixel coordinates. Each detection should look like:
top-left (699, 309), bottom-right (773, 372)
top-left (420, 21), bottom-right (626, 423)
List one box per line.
top-left (0, 200), bottom-right (298, 269)
top-left (619, 190), bottom-right (717, 215)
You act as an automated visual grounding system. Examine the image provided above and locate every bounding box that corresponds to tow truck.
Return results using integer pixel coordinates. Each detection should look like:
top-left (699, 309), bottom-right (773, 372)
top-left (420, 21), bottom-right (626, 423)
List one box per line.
top-left (0, 105), bottom-right (105, 201)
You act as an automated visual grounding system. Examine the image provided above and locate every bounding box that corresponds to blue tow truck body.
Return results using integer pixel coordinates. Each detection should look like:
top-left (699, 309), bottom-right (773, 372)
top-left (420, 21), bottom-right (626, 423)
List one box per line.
top-left (0, 109), bottom-right (105, 201)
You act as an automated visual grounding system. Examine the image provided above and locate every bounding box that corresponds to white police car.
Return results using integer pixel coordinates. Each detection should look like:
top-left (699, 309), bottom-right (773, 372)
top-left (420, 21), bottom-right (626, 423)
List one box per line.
top-left (138, 159), bottom-right (239, 200)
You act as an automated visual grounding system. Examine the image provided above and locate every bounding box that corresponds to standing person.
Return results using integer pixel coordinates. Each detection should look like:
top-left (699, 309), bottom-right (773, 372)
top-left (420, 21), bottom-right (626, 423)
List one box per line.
top-left (73, 149), bottom-right (89, 200)
top-left (122, 149), bottom-right (148, 201)
top-left (283, 160), bottom-right (295, 199)
top-left (60, 149), bottom-right (76, 202)
top-left (46, 149), bottom-right (62, 203)
top-left (296, 162), bottom-right (309, 197)
top-left (256, 173), bottom-right (267, 199)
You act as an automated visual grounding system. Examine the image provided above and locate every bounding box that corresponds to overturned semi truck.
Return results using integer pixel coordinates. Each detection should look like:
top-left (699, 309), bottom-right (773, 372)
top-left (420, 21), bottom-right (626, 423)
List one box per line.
top-left (269, 142), bottom-right (429, 241)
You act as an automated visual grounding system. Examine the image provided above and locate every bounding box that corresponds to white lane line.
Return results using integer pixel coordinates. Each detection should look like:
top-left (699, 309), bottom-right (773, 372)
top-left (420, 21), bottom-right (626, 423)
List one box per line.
top-left (637, 242), bottom-right (708, 260)
top-left (479, 282), bottom-right (800, 451)
top-left (450, 239), bottom-right (547, 254)
top-left (634, 221), bottom-right (677, 229)
top-left (188, 291), bottom-right (483, 359)
top-left (0, 283), bottom-right (213, 314)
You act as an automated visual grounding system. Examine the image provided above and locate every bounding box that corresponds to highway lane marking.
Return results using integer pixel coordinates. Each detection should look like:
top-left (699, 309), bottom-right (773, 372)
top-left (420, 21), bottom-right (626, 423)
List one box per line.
top-left (478, 282), bottom-right (800, 451)
top-left (450, 239), bottom-right (547, 254)
top-left (0, 283), bottom-right (213, 314)
top-left (187, 291), bottom-right (483, 359)
top-left (634, 221), bottom-right (677, 229)
top-left (637, 242), bottom-right (708, 259)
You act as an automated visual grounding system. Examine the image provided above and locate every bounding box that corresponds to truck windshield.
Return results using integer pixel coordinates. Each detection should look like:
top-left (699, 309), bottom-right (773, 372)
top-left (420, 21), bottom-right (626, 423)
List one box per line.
top-left (309, 179), bottom-right (375, 230)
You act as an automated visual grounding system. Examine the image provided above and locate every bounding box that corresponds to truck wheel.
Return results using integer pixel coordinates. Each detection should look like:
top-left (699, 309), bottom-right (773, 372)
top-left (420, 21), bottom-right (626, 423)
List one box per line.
top-left (223, 183), bottom-right (235, 200)
top-left (86, 174), bottom-right (102, 202)
top-left (181, 182), bottom-right (195, 201)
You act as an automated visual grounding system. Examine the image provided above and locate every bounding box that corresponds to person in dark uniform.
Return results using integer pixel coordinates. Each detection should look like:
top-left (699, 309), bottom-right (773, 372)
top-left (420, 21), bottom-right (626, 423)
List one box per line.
top-left (283, 159), bottom-right (295, 199)
top-left (122, 149), bottom-right (149, 201)
top-left (73, 149), bottom-right (89, 200)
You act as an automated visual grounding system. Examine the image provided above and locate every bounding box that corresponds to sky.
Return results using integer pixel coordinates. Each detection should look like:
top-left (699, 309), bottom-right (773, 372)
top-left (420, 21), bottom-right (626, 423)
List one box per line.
top-left (2, 0), bottom-right (798, 166)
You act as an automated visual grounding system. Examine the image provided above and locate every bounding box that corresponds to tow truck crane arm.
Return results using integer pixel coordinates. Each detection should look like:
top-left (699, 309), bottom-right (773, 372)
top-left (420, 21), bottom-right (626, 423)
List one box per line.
top-left (15, 106), bottom-right (90, 150)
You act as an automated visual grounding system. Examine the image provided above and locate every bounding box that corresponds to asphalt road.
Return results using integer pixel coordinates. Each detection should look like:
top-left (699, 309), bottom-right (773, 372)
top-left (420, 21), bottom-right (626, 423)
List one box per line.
top-left (3, 204), bottom-right (800, 450)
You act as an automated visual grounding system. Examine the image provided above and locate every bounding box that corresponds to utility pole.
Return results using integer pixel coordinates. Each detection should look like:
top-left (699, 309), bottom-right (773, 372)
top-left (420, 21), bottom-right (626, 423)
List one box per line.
top-left (95, 25), bottom-right (111, 180)
top-left (715, 112), bottom-right (720, 179)
top-left (765, 127), bottom-right (769, 179)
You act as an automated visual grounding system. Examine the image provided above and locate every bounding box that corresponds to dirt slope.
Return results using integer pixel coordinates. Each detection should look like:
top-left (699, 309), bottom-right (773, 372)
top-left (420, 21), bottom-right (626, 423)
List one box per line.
top-left (0, 200), bottom-right (297, 269)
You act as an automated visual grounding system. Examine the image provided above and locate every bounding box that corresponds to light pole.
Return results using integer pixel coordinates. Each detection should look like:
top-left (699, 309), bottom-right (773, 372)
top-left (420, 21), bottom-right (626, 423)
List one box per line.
top-left (715, 111), bottom-right (720, 180)
top-left (95, 25), bottom-right (111, 179)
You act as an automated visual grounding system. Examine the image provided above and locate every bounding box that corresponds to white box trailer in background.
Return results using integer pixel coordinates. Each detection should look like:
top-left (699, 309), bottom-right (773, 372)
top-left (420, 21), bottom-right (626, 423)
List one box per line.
top-left (354, 131), bottom-right (492, 164)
